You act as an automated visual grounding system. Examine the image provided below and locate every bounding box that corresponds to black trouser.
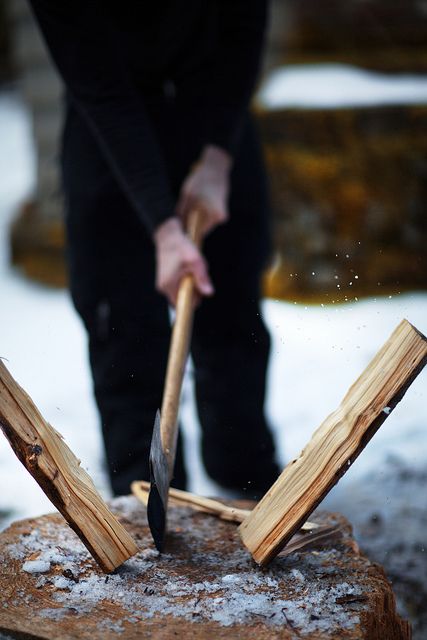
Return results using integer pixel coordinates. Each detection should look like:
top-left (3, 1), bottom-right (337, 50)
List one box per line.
top-left (61, 93), bottom-right (279, 497)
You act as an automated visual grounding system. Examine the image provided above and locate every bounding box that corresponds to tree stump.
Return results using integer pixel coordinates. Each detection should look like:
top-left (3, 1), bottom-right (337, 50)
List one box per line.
top-left (0, 497), bottom-right (410, 639)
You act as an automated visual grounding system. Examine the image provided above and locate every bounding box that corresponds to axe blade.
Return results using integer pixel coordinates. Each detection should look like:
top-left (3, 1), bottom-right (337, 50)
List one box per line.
top-left (147, 410), bottom-right (170, 552)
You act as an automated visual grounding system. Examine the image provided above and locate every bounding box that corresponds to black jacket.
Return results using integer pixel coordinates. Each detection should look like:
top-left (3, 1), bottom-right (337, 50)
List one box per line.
top-left (29, 1), bottom-right (268, 232)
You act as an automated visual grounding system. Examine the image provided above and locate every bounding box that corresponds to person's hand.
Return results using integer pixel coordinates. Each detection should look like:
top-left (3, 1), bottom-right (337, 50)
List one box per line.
top-left (153, 217), bottom-right (214, 307)
top-left (176, 144), bottom-right (232, 237)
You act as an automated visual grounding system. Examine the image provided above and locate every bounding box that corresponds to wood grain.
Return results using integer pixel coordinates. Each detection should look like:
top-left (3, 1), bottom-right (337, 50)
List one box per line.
top-left (0, 360), bottom-right (138, 572)
top-left (239, 319), bottom-right (427, 566)
top-left (133, 480), bottom-right (320, 529)
top-left (132, 481), bottom-right (345, 557)
top-left (157, 209), bottom-right (204, 470)
top-left (0, 500), bottom-right (411, 640)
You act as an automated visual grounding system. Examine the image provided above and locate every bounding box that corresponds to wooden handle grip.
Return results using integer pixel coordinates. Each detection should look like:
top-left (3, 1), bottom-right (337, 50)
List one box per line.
top-left (186, 208), bottom-right (204, 249)
top-left (160, 209), bottom-right (203, 467)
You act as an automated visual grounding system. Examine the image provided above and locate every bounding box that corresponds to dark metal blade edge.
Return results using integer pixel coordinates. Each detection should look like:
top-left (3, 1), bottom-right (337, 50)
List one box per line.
top-left (147, 478), bottom-right (166, 552)
top-left (147, 410), bottom-right (170, 552)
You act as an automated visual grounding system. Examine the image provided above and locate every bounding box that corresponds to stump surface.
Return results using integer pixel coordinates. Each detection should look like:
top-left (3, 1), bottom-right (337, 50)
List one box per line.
top-left (0, 497), bottom-right (410, 640)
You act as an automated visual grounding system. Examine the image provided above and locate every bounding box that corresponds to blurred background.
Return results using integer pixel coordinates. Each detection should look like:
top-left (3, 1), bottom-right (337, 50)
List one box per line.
top-left (2, 0), bottom-right (427, 298)
top-left (0, 1), bottom-right (427, 637)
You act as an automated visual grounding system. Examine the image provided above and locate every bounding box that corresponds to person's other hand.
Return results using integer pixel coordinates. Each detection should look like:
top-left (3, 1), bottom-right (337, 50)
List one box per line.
top-left (153, 217), bottom-right (214, 307)
top-left (176, 144), bottom-right (232, 236)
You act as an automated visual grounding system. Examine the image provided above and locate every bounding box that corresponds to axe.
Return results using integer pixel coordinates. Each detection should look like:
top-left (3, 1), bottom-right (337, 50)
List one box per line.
top-left (147, 209), bottom-right (203, 551)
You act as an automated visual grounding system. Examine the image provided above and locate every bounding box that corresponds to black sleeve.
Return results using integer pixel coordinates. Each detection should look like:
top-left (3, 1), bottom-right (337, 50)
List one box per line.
top-left (206, 0), bottom-right (268, 154)
top-left (28, 0), bottom-right (175, 234)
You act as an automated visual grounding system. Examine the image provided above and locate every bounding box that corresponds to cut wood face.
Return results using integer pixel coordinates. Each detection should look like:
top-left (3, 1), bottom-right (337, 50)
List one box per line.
top-left (239, 319), bottom-right (427, 566)
top-left (0, 360), bottom-right (138, 572)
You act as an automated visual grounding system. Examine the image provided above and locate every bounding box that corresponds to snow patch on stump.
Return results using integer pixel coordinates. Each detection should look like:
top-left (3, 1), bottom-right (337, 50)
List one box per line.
top-left (5, 497), bottom-right (371, 633)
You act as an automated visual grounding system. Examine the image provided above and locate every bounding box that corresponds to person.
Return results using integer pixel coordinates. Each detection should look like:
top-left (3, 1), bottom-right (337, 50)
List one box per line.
top-left (29, 1), bottom-right (280, 497)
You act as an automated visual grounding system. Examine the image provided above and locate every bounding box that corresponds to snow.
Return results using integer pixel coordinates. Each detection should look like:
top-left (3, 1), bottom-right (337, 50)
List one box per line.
top-left (0, 89), bottom-right (426, 634)
top-left (6, 498), bottom-right (369, 633)
top-left (257, 63), bottom-right (427, 110)
top-left (22, 560), bottom-right (51, 574)
top-left (1, 89), bottom-right (425, 519)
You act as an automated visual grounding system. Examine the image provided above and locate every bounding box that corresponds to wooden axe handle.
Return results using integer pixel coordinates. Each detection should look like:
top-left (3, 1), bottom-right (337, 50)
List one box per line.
top-left (160, 209), bottom-right (203, 468)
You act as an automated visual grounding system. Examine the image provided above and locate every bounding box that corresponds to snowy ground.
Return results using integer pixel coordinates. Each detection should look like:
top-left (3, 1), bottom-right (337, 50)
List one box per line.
top-left (257, 63), bottom-right (427, 109)
top-left (0, 89), bottom-right (426, 635)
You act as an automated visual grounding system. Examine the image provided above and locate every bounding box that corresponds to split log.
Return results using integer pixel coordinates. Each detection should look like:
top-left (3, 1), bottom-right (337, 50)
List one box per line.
top-left (132, 479), bottom-right (253, 523)
top-left (0, 360), bottom-right (138, 572)
top-left (240, 318), bottom-right (427, 566)
top-left (132, 481), bottom-right (344, 557)
top-left (132, 480), bottom-right (320, 529)
top-left (0, 497), bottom-right (411, 639)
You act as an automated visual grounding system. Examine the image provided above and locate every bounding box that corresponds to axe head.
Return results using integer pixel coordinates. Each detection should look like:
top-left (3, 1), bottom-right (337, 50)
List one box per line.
top-left (147, 410), bottom-right (170, 552)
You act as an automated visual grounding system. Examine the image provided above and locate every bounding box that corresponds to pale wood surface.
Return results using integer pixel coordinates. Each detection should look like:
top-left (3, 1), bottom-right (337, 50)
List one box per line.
top-left (0, 498), bottom-right (411, 640)
top-left (134, 480), bottom-right (253, 523)
top-left (0, 360), bottom-right (138, 572)
top-left (132, 480), bottom-right (320, 529)
top-left (132, 481), bottom-right (345, 557)
top-left (240, 319), bottom-right (427, 566)
top-left (159, 209), bottom-right (203, 469)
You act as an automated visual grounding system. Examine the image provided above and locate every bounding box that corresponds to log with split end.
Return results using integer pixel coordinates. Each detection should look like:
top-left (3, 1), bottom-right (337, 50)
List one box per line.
top-left (239, 319), bottom-right (427, 566)
top-left (0, 360), bottom-right (138, 572)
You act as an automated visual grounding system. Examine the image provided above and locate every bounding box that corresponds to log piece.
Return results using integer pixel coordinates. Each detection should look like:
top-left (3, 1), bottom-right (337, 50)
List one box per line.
top-left (240, 319), bottom-right (427, 566)
top-left (0, 360), bottom-right (138, 572)
top-left (0, 497), bottom-right (411, 639)
top-left (131, 480), bottom-right (321, 528)
top-left (131, 481), bottom-right (345, 558)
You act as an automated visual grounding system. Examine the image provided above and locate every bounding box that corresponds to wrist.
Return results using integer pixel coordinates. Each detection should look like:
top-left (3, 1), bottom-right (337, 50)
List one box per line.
top-left (201, 145), bottom-right (233, 174)
top-left (153, 217), bottom-right (183, 246)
